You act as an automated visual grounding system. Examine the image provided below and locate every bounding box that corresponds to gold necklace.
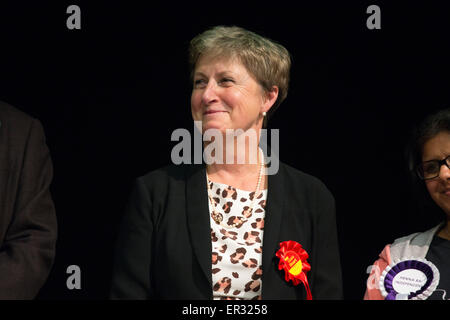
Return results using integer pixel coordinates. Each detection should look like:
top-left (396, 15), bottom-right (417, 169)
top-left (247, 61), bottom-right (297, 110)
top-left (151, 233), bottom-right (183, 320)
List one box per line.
top-left (206, 156), bottom-right (265, 229)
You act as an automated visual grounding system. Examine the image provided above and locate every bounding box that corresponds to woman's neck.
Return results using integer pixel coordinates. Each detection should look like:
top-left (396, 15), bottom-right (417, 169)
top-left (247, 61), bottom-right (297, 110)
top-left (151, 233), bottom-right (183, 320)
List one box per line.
top-left (438, 219), bottom-right (450, 241)
top-left (206, 163), bottom-right (267, 192)
top-left (205, 138), bottom-right (267, 191)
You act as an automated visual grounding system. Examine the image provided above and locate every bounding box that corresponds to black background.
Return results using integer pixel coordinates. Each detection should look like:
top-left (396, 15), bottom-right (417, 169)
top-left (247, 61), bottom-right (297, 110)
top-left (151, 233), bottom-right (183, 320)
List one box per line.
top-left (0, 1), bottom-right (449, 300)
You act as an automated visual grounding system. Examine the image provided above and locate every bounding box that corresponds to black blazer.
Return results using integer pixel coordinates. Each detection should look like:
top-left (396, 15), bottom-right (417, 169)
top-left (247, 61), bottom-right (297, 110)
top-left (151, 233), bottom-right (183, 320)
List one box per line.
top-left (111, 162), bottom-right (343, 299)
top-left (0, 101), bottom-right (57, 299)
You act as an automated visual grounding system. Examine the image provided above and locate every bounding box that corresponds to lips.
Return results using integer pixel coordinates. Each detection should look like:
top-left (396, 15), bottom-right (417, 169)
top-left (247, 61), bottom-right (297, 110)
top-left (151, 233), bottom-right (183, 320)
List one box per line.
top-left (204, 110), bottom-right (227, 115)
top-left (440, 187), bottom-right (450, 196)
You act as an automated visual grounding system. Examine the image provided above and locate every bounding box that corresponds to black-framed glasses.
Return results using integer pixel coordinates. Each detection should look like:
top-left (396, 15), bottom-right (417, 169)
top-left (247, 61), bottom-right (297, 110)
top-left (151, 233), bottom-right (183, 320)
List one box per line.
top-left (416, 155), bottom-right (450, 180)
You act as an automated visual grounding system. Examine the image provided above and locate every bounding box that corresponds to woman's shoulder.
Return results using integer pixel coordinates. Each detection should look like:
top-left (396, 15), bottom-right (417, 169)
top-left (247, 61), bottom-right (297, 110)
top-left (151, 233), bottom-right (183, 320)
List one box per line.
top-left (136, 164), bottom-right (201, 188)
top-left (385, 224), bottom-right (443, 260)
top-left (139, 164), bottom-right (186, 180)
top-left (279, 162), bottom-right (334, 199)
top-left (391, 224), bottom-right (442, 247)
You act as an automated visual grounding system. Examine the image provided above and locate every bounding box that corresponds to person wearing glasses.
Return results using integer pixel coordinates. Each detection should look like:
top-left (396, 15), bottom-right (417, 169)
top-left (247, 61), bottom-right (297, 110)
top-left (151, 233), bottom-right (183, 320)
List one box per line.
top-left (365, 108), bottom-right (450, 300)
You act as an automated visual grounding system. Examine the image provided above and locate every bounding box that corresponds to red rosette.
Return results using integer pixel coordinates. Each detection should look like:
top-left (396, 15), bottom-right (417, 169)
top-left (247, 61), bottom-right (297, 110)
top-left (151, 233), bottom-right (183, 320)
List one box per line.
top-left (275, 240), bottom-right (312, 300)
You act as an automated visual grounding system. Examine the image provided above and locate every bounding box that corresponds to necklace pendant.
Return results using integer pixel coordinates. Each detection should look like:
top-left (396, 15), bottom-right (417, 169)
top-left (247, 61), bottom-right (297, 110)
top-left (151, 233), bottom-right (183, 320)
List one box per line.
top-left (211, 211), bottom-right (223, 224)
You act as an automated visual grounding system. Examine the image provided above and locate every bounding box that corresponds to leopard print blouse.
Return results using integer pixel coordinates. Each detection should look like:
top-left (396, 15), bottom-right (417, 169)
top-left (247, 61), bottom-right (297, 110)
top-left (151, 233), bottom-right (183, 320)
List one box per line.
top-left (208, 179), bottom-right (267, 300)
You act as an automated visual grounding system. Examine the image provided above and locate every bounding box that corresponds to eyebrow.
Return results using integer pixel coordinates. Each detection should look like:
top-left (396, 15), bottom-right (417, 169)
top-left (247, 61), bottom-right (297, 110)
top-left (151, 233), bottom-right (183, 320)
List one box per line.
top-left (421, 151), bottom-right (450, 162)
top-left (423, 155), bottom-right (449, 162)
top-left (193, 71), bottom-right (235, 78)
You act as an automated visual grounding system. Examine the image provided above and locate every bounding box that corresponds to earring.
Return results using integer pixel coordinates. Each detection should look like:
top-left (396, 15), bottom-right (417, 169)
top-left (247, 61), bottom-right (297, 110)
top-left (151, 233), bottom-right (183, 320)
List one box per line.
top-left (262, 112), bottom-right (267, 117)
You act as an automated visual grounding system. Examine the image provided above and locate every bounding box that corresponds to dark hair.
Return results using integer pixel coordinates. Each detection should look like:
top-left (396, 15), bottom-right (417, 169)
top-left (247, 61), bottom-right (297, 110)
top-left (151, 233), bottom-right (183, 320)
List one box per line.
top-left (405, 108), bottom-right (450, 222)
top-left (407, 108), bottom-right (450, 174)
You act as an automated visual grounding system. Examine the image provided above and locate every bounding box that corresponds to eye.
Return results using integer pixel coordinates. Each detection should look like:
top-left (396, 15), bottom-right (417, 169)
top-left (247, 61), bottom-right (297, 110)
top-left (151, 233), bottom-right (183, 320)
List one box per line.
top-left (219, 78), bottom-right (234, 85)
top-left (423, 161), bottom-right (439, 174)
top-left (193, 79), bottom-right (206, 88)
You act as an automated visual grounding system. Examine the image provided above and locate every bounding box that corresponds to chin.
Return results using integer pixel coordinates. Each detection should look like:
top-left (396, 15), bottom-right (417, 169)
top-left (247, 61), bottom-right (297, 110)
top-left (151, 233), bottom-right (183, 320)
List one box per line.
top-left (433, 197), bottom-right (450, 217)
top-left (202, 121), bottom-right (228, 133)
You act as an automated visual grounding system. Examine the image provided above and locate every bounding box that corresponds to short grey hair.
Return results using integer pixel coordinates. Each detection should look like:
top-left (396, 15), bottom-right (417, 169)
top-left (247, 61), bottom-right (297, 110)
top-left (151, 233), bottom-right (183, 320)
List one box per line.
top-left (189, 26), bottom-right (291, 122)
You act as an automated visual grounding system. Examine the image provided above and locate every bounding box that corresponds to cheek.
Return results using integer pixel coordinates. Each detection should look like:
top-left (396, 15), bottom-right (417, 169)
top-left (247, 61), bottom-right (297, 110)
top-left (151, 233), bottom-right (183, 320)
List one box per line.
top-left (229, 89), bottom-right (245, 101)
top-left (425, 181), bottom-right (450, 213)
top-left (226, 89), bottom-right (261, 115)
top-left (425, 181), bottom-right (439, 200)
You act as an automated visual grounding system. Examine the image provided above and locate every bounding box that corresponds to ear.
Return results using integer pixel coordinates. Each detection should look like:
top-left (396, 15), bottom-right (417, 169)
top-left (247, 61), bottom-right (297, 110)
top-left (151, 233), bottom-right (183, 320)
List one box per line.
top-left (262, 86), bottom-right (279, 114)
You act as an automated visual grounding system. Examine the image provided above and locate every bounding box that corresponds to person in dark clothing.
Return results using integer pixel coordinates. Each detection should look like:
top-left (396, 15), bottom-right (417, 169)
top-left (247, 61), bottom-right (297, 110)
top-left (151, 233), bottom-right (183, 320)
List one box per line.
top-left (0, 101), bottom-right (57, 299)
top-left (111, 26), bottom-right (342, 300)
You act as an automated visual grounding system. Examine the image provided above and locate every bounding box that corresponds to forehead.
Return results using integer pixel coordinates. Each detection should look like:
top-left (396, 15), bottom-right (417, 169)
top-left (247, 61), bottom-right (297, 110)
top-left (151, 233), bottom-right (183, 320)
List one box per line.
top-left (194, 53), bottom-right (247, 75)
top-left (422, 131), bottom-right (450, 161)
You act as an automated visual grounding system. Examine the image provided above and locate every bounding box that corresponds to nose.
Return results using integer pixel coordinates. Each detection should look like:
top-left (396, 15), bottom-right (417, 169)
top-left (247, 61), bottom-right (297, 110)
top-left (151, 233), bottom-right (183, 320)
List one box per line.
top-left (439, 163), bottom-right (450, 180)
top-left (201, 81), bottom-right (219, 105)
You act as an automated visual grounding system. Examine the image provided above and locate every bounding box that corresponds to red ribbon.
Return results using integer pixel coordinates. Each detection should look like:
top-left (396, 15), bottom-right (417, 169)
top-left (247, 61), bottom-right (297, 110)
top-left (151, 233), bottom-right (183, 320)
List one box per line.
top-left (275, 240), bottom-right (312, 300)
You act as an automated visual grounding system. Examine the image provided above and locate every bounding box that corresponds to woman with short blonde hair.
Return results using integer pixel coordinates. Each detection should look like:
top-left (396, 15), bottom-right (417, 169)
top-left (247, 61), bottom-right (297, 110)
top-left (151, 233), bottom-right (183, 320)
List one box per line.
top-left (111, 25), bottom-right (342, 300)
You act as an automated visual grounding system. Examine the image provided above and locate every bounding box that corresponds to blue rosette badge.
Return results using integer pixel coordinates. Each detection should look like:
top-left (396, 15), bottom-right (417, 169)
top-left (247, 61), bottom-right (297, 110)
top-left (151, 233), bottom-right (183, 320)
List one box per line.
top-left (379, 258), bottom-right (440, 300)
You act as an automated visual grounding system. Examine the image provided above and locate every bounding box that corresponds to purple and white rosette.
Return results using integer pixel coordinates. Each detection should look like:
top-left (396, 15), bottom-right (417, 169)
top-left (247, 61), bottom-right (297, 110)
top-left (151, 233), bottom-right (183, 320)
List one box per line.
top-left (379, 258), bottom-right (440, 300)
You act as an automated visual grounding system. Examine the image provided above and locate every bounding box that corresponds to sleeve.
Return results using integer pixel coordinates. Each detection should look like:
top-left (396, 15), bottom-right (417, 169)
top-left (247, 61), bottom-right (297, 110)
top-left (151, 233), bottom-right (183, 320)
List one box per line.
top-left (364, 245), bottom-right (391, 300)
top-left (311, 188), bottom-right (344, 299)
top-left (0, 119), bottom-right (57, 299)
top-left (110, 177), bottom-right (154, 299)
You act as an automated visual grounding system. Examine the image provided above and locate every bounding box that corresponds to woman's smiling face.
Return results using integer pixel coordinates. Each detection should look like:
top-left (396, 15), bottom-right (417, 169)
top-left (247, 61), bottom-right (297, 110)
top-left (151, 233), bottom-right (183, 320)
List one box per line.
top-left (423, 131), bottom-right (450, 216)
top-left (191, 54), bottom-right (272, 134)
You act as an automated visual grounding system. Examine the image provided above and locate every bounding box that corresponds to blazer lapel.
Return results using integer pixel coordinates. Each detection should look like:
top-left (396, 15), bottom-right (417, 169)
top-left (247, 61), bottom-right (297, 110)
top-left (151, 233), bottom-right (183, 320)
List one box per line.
top-left (261, 163), bottom-right (286, 299)
top-left (184, 163), bottom-right (287, 299)
top-left (185, 164), bottom-right (213, 290)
